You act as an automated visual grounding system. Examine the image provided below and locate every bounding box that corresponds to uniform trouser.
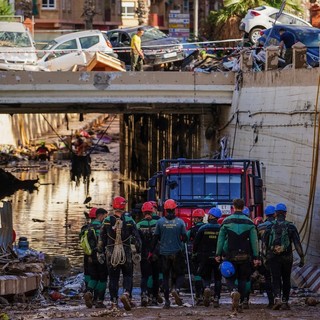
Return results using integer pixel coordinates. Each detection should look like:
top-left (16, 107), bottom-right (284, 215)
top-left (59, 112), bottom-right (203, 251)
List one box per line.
top-left (268, 254), bottom-right (293, 302)
top-left (226, 260), bottom-right (252, 303)
top-left (258, 262), bottom-right (274, 303)
top-left (198, 256), bottom-right (222, 298)
top-left (131, 51), bottom-right (143, 71)
top-left (83, 255), bottom-right (90, 289)
top-left (87, 256), bottom-right (108, 300)
top-left (191, 256), bottom-right (203, 298)
top-left (140, 258), bottom-right (160, 298)
top-left (107, 262), bottom-right (133, 301)
top-left (161, 251), bottom-right (186, 300)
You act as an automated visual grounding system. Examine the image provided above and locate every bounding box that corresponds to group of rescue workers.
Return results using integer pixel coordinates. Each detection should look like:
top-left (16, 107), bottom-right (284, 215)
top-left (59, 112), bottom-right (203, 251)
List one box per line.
top-left (79, 196), bottom-right (305, 313)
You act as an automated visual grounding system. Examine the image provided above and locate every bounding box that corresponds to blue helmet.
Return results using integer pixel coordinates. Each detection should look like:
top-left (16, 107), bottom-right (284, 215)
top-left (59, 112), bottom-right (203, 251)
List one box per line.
top-left (220, 261), bottom-right (235, 278)
top-left (265, 205), bottom-right (275, 216)
top-left (208, 207), bottom-right (222, 218)
top-left (242, 207), bottom-right (250, 216)
top-left (275, 203), bottom-right (287, 212)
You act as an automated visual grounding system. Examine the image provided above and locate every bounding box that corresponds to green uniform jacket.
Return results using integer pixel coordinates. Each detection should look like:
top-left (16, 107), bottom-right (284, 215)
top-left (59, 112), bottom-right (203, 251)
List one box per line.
top-left (216, 211), bottom-right (259, 260)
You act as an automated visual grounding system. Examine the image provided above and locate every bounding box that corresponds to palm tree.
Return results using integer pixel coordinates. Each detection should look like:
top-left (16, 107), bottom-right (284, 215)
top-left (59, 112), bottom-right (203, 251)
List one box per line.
top-left (0, 0), bottom-right (13, 16)
top-left (203, 0), bottom-right (302, 40)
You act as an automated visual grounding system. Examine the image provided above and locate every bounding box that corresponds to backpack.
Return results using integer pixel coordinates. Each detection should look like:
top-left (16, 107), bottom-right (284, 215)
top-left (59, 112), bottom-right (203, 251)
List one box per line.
top-left (268, 220), bottom-right (291, 255)
top-left (80, 227), bottom-right (97, 255)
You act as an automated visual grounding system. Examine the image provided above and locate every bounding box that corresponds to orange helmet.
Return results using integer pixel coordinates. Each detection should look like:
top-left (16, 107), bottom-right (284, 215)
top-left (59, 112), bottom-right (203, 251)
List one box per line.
top-left (141, 201), bottom-right (154, 213)
top-left (254, 216), bottom-right (263, 226)
top-left (192, 208), bottom-right (205, 218)
top-left (112, 196), bottom-right (127, 210)
top-left (88, 207), bottom-right (98, 218)
top-left (164, 199), bottom-right (177, 210)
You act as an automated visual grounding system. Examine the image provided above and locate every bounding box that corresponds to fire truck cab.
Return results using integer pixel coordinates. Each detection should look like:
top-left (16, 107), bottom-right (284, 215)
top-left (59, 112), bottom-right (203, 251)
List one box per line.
top-left (147, 158), bottom-right (264, 229)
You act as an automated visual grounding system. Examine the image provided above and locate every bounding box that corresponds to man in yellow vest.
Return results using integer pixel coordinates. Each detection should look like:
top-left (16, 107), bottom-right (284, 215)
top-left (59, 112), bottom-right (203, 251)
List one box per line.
top-left (131, 27), bottom-right (144, 71)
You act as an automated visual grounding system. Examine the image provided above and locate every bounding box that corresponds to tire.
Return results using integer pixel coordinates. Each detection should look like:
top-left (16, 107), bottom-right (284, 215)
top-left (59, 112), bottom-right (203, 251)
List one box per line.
top-left (249, 27), bottom-right (265, 44)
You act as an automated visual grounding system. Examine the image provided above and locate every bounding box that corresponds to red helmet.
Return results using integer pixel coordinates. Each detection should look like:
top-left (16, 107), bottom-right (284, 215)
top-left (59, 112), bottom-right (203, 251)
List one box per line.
top-left (192, 208), bottom-right (205, 218)
top-left (164, 199), bottom-right (177, 210)
top-left (88, 207), bottom-right (98, 218)
top-left (112, 196), bottom-right (127, 210)
top-left (254, 216), bottom-right (263, 226)
top-left (217, 217), bottom-right (225, 225)
top-left (149, 200), bottom-right (158, 209)
top-left (141, 202), bottom-right (154, 213)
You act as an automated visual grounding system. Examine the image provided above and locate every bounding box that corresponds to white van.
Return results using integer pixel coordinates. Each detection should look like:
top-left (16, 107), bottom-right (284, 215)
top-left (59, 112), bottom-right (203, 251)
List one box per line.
top-left (0, 22), bottom-right (38, 71)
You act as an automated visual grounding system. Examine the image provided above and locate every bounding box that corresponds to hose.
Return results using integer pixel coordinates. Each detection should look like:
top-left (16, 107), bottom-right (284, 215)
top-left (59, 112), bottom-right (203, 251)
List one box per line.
top-left (110, 219), bottom-right (126, 267)
top-left (298, 75), bottom-right (320, 255)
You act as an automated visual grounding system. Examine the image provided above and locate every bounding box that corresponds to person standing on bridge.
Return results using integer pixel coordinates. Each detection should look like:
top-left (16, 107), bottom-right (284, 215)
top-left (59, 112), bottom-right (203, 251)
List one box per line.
top-left (130, 27), bottom-right (144, 71)
top-left (279, 28), bottom-right (295, 66)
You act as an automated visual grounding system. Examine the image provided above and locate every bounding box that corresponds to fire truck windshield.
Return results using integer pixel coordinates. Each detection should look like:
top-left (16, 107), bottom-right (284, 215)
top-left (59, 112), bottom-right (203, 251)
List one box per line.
top-left (167, 173), bottom-right (241, 202)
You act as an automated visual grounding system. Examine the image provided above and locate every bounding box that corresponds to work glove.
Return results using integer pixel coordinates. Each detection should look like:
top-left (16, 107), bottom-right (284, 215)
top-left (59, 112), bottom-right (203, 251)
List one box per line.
top-left (97, 253), bottom-right (105, 265)
top-left (298, 258), bottom-right (305, 268)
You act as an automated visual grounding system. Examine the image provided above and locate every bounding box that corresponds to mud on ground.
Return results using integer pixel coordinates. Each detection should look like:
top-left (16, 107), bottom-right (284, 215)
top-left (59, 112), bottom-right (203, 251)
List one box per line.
top-left (5, 293), bottom-right (320, 320)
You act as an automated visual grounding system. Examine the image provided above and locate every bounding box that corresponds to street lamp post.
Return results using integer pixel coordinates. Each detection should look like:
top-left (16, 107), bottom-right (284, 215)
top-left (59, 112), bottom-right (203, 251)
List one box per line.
top-left (194, 0), bottom-right (198, 39)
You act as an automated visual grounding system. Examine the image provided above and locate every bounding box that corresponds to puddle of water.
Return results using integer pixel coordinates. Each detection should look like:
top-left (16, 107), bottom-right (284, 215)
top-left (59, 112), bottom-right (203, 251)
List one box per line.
top-left (9, 154), bottom-right (119, 267)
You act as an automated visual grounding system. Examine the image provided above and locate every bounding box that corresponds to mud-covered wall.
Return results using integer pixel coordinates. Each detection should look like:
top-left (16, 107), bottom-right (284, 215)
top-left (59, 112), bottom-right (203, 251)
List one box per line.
top-left (0, 114), bottom-right (77, 147)
top-left (220, 68), bottom-right (320, 264)
top-left (119, 112), bottom-right (223, 209)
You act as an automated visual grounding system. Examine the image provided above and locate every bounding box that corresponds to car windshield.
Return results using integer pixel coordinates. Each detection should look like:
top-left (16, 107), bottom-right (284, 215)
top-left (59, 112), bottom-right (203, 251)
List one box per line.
top-left (42, 40), bottom-right (58, 50)
top-left (0, 31), bottom-right (32, 47)
top-left (167, 173), bottom-right (242, 201)
top-left (129, 27), bottom-right (167, 42)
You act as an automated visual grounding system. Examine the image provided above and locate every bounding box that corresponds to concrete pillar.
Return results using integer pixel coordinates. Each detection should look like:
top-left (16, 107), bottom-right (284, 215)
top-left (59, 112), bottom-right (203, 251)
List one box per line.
top-left (240, 49), bottom-right (253, 72)
top-left (265, 46), bottom-right (279, 71)
top-left (292, 42), bottom-right (307, 69)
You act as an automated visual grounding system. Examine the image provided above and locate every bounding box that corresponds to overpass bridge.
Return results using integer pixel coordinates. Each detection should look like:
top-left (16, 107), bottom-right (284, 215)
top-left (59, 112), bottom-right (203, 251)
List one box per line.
top-left (0, 71), bottom-right (235, 114)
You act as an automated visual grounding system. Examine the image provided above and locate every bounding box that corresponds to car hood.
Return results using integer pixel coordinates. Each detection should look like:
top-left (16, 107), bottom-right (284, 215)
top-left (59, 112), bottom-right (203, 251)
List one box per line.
top-left (142, 37), bottom-right (181, 49)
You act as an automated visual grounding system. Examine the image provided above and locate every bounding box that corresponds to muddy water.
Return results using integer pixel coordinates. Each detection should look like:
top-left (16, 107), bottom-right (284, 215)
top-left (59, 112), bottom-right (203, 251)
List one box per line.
top-left (10, 154), bottom-right (120, 267)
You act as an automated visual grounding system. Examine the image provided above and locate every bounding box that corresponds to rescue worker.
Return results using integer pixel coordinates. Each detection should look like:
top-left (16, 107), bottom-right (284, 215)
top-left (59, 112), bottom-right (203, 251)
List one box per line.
top-left (262, 203), bottom-right (304, 310)
top-left (130, 27), bottom-right (144, 71)
top-left (193, 207), bottom-right (222, 308)
top-left (80, 207), bottom-right (97, 291)
top-left (187, 208), bottom-right (205, 305)
top-left (257, 205), bottom-right (276, 308)
top-left (152, 199), bottom-right (187, 308)
top-left (97, 196), bottom-right (141, 311)
top-left (36, 141), bottom-right (50, 161)
top-left (83, 208), bottom-right (108, 308)
top-left (279, 28), bottom-right (295, 66)
top-left (215, 198), bottom-right (260, 313)
top-left (137, 201), bottom-right (160, 306)
top-left (71, 135), bottom-right (91, 182)
top-left (149, 200), bottom-right (161, 220)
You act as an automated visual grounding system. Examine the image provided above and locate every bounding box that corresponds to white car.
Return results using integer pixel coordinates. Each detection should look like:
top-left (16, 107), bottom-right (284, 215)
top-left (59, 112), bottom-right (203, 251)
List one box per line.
top-left (0, 22), bottom-right (38, 71)
top-left (37, 30), bottom-right (116, 71)
top-left (239, 5), bottom-right (312, 44)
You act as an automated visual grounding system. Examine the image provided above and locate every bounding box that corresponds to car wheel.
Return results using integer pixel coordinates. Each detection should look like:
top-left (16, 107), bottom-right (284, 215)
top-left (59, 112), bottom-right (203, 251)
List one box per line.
top-left (249, 27), bottom-right (265, 44)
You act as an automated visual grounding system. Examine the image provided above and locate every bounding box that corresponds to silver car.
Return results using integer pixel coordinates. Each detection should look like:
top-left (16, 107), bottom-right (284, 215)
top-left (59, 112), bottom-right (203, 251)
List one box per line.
top-left (0, 22), bottom-right (38, 71)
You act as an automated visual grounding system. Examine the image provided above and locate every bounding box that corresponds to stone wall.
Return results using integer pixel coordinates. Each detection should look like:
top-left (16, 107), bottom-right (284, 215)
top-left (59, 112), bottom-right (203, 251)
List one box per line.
top-left (220, 68), bottom-right (320, 264)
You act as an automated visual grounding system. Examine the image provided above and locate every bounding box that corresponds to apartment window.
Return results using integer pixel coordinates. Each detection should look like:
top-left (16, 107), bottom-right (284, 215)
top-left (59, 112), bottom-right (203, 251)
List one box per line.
top-left (122, 1), bottom-right (135, 18)
top-left (42, 0), bottom-right (56, 9)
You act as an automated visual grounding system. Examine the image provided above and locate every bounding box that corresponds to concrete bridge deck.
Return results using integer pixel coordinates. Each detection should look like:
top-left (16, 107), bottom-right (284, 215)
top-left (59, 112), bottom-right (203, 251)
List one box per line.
top-left (0, 71), bottom-right (235, 114)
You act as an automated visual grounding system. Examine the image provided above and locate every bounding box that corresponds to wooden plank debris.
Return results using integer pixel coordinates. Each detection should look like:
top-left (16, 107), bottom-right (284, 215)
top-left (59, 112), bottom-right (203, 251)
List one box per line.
top-left (85, 52), bottom-right (126, 72)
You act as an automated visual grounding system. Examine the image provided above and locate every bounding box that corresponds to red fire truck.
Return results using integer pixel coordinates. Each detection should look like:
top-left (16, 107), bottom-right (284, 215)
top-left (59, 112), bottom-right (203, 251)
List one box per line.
top-left (147, 158), bottom-right (264, 229)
